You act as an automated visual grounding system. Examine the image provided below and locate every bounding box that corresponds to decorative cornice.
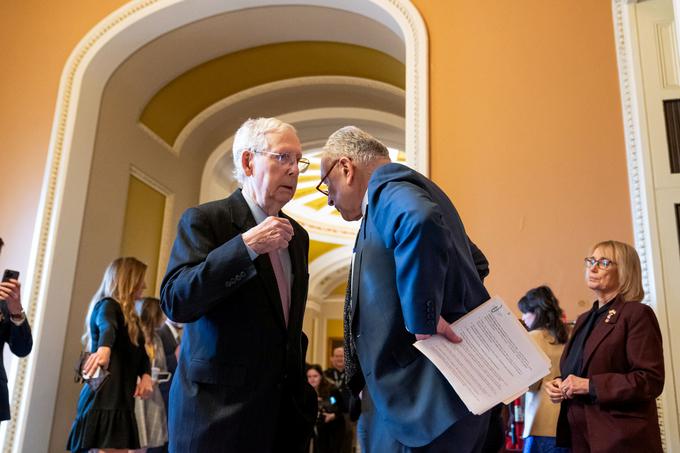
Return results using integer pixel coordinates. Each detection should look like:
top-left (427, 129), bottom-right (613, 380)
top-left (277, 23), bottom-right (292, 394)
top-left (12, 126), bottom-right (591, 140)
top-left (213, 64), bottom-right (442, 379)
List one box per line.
top-left (4, 2), bottom-right (165, 450)
top-left (611, 0), bottom-right (666, 449)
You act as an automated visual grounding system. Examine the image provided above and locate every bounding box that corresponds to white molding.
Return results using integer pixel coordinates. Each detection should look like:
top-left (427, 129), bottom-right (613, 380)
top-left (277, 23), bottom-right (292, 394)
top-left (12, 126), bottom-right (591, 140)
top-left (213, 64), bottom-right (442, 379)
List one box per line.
top-left (172, 76), bottom-right (405, 154)
top-left (612, 0), bottom-right (679, 450)
top-left (307, 246), bottom-right (353, 300)
top-left (129, 166), bottom-right (176, 294)
top-left (9, 1), bottom-right (429, 451)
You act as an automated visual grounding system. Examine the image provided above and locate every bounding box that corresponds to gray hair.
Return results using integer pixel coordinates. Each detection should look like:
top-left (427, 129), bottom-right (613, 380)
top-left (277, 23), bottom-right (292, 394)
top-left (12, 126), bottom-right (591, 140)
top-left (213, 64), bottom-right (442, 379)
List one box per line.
top-left (322, 126), bottom-right (390, 165)
top-left (232, 117), bottom-right (297, 184)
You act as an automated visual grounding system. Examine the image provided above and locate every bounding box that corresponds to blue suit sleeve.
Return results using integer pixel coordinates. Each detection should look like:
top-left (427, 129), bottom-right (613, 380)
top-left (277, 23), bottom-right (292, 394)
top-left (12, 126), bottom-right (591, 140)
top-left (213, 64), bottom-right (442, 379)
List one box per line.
top-left (373, 181), bottom-right (452, 335)
top-left (161, 207), bottom-right (257, 322)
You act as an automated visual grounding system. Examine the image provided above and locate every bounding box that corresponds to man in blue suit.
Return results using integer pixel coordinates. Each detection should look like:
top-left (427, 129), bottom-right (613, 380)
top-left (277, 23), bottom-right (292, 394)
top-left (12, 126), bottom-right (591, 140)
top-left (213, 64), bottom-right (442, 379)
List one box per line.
top-left (161, 118), bottom-right (316, 452)
top-left (317, 126), bottom-right (491, 452)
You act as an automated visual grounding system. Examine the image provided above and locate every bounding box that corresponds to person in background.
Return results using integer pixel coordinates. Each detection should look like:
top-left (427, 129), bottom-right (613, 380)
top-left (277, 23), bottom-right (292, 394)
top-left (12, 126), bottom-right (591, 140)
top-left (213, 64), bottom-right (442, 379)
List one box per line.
top-left (517, 286), bottom-right (568, 453)
top-left (156, 318), bottom-right (181, 416)
top-left (134, 297), bottom-right (169, 452)
top-left (545, 240), bottom-right (664, 452)
top-left (323, 346), bottom-right (354, 453)
top-left (67, 257), bottom-right (154, 452)
top-left (0, 264), bottom-right (33, 423)
top-left (323, 346), bottom-right (346, 391)
top-left (308, 364), bottom-right (345, 453)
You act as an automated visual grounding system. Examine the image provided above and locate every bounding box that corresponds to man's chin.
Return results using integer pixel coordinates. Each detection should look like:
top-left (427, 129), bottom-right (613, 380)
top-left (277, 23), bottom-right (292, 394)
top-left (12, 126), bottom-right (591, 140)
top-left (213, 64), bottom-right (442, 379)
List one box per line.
top-left (340, 210), bottom-right (363, 222)
top-left (276, 192), bottom-right (295, 205)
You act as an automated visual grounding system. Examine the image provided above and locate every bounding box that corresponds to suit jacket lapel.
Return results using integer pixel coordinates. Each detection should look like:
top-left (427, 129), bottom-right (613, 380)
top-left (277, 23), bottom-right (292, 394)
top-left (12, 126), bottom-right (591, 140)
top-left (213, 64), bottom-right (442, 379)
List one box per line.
top-left (231, 190), bottom-right (287, 330)
top-left (582, 298), bottom-right (623, 371)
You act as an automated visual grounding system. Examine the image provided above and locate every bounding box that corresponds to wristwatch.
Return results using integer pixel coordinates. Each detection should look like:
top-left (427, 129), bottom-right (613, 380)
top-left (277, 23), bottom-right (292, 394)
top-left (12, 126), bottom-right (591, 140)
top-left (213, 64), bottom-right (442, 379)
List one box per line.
top-left (9, 310), bottom-right (26, 323)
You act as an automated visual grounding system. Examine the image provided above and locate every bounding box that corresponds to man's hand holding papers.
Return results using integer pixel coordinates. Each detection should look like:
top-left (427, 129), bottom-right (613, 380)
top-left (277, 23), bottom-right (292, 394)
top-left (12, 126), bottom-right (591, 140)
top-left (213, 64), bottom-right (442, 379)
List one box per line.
top-left (414, 297), bottom-right (551, 415)
top-left (415, 317), bottom-right (463, 343)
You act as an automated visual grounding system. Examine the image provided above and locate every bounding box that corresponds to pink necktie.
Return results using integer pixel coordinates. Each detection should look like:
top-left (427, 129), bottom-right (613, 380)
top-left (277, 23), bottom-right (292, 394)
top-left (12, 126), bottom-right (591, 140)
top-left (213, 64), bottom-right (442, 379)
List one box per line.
top-left (269, 250), bottom-right (290, 326)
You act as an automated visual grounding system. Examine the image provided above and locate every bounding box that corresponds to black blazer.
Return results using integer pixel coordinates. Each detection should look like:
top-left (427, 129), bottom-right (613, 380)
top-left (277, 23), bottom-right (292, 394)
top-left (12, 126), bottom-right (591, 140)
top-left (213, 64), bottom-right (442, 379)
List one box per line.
top-left (0, 301), bottom-right (32, 421)
top-left (161, 189), bottom-right (316, 452)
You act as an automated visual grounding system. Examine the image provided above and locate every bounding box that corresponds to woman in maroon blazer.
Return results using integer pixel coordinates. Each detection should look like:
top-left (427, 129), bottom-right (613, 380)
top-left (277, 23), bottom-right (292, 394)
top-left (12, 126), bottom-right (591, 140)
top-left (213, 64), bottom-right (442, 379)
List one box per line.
top-left (545, 240), bottom-right (664, 453)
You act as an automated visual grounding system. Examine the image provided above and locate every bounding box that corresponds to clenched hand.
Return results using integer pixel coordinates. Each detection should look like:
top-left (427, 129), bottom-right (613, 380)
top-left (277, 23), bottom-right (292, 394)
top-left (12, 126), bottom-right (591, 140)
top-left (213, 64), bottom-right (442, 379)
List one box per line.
top-left (242, 216), bottom-right (294, 255)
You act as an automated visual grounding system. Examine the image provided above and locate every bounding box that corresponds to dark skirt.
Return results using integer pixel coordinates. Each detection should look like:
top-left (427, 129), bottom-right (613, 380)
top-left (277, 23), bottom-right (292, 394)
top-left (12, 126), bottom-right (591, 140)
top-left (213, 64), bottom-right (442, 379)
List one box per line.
top-left (66, 380), bottom-right (141, 451)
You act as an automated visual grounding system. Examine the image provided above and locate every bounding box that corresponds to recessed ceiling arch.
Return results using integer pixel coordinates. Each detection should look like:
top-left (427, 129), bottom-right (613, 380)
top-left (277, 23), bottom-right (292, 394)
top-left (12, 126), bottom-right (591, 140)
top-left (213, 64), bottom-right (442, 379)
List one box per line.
top-left (141, 41), bottom-right (405, 147)
top-left (173, 76), bottom-right (405, 156)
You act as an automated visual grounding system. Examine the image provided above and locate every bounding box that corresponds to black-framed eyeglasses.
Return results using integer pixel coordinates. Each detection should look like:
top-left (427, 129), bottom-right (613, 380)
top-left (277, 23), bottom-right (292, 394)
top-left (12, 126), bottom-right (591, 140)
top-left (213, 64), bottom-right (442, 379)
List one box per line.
top-left (584, 257), bottom-right (616, 270)
top-left (253, 150), bottom-right (310, 173)
top-left (315, 159), bottom-right (339, 196)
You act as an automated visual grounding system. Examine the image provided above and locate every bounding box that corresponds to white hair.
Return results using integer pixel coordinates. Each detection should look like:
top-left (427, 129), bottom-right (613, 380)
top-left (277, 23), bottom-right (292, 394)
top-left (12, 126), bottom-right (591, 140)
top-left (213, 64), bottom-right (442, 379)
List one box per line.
top-left (232, 117), bottom-right (297, 184)
top-left (322, 126), bottom-right (390, 165)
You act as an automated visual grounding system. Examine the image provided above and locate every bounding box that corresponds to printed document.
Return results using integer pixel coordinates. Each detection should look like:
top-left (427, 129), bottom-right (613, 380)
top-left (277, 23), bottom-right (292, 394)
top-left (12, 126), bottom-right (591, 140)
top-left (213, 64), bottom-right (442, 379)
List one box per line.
top-left (414, 296), bottom-right (551, 415)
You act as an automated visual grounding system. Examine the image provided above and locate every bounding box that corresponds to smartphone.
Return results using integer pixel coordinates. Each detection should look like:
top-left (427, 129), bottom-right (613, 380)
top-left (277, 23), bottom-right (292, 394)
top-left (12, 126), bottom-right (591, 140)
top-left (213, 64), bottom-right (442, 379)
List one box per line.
top-left (2, 269), bottom-right (19, 282)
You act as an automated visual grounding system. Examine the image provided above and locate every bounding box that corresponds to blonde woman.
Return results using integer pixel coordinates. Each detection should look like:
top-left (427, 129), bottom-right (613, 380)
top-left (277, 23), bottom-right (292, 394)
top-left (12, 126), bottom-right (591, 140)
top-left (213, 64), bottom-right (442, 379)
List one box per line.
top-left (546, 241), bottom-right (664, 452)
top-left (67, 257), bottom-right (154, 452)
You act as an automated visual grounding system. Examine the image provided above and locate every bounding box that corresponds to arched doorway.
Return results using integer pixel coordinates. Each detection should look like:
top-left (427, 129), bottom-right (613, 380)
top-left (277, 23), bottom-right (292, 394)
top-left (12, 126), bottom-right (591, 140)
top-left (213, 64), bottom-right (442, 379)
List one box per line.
top-left (5, 1), bottom-right (429, 451)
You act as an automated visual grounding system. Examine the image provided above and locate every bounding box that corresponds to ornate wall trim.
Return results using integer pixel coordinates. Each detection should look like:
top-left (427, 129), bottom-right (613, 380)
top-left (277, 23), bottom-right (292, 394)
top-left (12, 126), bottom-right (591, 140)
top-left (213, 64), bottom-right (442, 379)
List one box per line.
top-left (6, 1), bottom-right (429, 451)
top-left (612, 0), bottom-right (679, 449)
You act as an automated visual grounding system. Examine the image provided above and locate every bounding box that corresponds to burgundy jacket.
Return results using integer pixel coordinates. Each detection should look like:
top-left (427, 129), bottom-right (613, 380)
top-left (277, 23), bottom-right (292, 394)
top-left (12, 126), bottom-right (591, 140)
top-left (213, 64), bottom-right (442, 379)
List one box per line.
top-left (556, 296), bottom-right (664, 452)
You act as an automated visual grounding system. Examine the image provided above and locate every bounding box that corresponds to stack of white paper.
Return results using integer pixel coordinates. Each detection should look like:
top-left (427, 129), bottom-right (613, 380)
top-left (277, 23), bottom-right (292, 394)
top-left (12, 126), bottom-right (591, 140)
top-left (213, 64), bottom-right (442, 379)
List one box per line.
top-left (414, 296), bottom-right (551, 415)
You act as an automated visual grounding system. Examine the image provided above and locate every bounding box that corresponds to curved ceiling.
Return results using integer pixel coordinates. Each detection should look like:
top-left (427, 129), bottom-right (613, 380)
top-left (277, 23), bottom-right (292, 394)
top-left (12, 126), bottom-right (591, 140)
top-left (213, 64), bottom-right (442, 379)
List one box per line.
top-left (141, 41), bottom-right (405, 146)
top-left (101, 3), bottom-right (408, 304)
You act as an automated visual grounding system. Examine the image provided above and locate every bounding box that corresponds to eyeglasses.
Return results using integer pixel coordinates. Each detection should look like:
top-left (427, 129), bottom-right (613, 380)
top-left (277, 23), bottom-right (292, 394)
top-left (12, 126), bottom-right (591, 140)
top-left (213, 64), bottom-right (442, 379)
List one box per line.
top-left (253, 150), bottom-right (310, 173)
top-left (315, 159), bottom-right (339, 196)
top-left (584, 257), bottom-right (616, 270)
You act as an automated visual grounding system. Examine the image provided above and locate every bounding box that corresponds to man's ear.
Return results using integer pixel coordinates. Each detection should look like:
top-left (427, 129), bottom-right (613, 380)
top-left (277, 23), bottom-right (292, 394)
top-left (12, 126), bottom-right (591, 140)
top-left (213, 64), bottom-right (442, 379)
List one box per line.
top-left (340, 157), bottom-right (355, 185)
top-left (242, 150), bottom-right (254, 177)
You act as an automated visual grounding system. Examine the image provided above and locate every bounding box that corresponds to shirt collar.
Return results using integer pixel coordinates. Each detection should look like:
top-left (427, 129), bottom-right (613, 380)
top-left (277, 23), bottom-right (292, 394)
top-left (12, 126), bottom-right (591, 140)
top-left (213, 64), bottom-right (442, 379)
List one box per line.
top-left (361, 190), bottom-right (368, 217)
top-left (241, 188), bottom-right (268, 225)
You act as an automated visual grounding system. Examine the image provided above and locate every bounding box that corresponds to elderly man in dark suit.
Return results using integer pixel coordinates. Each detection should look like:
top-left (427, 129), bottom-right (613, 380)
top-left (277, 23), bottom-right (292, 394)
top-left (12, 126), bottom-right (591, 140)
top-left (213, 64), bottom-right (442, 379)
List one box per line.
top-left (161, 117), bottom-right (316, 453)
top-left (316, 126), bottom-right (491, 452)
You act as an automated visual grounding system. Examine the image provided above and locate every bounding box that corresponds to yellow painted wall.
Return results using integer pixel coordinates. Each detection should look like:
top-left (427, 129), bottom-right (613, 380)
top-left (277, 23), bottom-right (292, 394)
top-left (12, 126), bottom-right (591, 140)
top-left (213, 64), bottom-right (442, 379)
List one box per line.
top-left (326, 319), bottom-right (343, 367)
top-left (0, 0), bottom-right (129, 279)
top-left (142, 42), bottom-right (405, 146)
top-left (120, 175), bottom-right (166, 295)
top-left (1, 1), bottom-right (633, 322)
top-left (412, 0), bottom-right (632, 317)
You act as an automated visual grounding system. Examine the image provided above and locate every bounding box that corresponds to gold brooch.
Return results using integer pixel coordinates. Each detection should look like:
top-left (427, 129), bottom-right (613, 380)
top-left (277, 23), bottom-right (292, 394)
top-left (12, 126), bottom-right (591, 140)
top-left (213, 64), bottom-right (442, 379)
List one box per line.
top-left (605, 309), bottom-right (616, 323)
